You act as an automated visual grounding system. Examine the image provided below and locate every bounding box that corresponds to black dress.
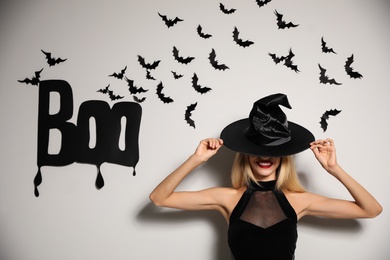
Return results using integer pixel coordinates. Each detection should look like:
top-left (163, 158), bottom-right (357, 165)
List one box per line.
top-left (228, 180), bottom-right (297, 260)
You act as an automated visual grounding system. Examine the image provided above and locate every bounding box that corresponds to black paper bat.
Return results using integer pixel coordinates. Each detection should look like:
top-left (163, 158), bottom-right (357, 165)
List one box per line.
top-left (158, 12), bottom-right (183, 28)
top-left (192, 73), bottom-right (212, 94)
top-left (318, 64), bottom-right (342, 85)
top-left (146, 70), bottom-right (156, 80)
top-left (320, 109), bottom-right (341, 132)
top-left (156, 82), bottom-right (174, 103)
top-left (171, 71), bottom-right (183, 79)
top-left (268, 53), bottom-right (285, 64)
top-left (197, 25), bottom-right (212, 39)
top-left (41, 50), bottom-right (67, 66)
top-left (321, 37), bottom-right (337, 54)
top-left (124, 77), bottom-right (148, 94)
top-left (109, 66), bottom-right (127, 79)
top-left (274, 10), bottom-right (299, 29)
top-left (137, 55), bottom-right (160, 70)
top-left (18, 68), bottom-right (43, 86)
top-left (209, 48), bottom-right (229, 70)
top-left (256, 0), bottom-right (272, 7)
top-left (232, 27), bottom-right (254, 48)
top-left (219, 3), bottom-right (236, 14)
top-left (185, 102), bottom-right (197, 128)
top-left (345, 54), bottom-right (363, 79)
top-left (97, 84), bottom-right (124, 101)
top-left (172, 46), bottom-right (195, 64)
top-left (269, 49), bottom-right (299, 72)
top-left (133, 96), bottom-right (146, 103)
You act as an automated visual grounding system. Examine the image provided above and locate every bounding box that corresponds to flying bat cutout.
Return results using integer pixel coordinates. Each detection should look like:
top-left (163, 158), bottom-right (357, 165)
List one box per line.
top-left (156, 82), bottom-right (174, 104)
top-left (18, 68), bottom-right (43, 86)
top-left (219, 3), bottom-right (236, 14)
top-left (345, 54), bottom-right (363, 79)
top-left (146, 70), bottom-right (156, 80)
top-left (172, 71), bottom-right (183, 79)
top-left (197, 25), bottom-right (212, 39)
top-left (158, 12), bottom-right (183, 28)
top-left (173, 46), bottom-right (195, 64)
top-left (137, 55), bottom-right (161, 70)
top-left (185, 102), bottom-right (197, 128)
top-left (320, 109), bottom-right (341, 132)
top-left (268, 48), bottom-right (299, 72)
top-left (209, 48), bottom-right (229, 71)
top-left (133, 96), bottom-right (146, 103)
top-left (192, 73), bottom-right (212, 94)
top-left (41, 50), bottom-right (67, 66)
top-left (318, 64), bottom-right (342, 85)
top-left (274, 10), bottom-right (299, 29)
top-left (97, 84), bottom-right (124, 101)
top-left (321, 37), bottom-right (337, 54)
top-left (232, 27), bottom-right (254, 48)
top-left (124, 77), bottom-right (148, 94)
top-left (109, 66), bottom-right (127, 79)
top-left (256, 0), bottom-right (272, 7)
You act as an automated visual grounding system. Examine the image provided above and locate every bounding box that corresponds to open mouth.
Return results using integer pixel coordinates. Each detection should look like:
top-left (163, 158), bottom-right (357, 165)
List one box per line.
top-left (256, 161), bottom-right (273, 169)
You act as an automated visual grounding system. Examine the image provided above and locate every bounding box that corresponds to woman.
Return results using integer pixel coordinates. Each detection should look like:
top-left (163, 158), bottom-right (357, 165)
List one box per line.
top-left (149, 93), bottom-right (382, 260)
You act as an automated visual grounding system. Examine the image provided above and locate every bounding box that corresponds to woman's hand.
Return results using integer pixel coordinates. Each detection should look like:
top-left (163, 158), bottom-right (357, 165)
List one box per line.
top-left (310, 138), bottom-right (338, 173)
top-left (194, 138), bottom-right (224, 162)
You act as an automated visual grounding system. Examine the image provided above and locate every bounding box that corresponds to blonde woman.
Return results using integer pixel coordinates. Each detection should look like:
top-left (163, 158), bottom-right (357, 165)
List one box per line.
top-left (150, 93), bottom-right (382, 260)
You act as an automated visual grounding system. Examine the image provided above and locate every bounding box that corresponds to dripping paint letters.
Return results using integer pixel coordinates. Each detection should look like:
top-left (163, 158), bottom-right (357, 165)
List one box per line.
top-left (34, 80), bottom-right (142, 197)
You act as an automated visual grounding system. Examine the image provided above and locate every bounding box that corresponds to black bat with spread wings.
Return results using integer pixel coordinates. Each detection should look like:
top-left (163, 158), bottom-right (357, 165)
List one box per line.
top-left (158, 12), bottom-right (183, 28)
top-left (109, 66), bottom-right (127, 79)
top-left (146, 70), bottom-right (156, 80)
top-left (232, 27), bottom-right (254, 48)
top-left (209, 49), bottom-right (229, 71)
top-left (41, 50), bottom-right (67, 66)
top-left (256, 0), bottom-right (272, 7)
top-left (97, 84), bottom-right (124, 101)
top-left (156, 82), bottom-right (174, 104)
top-left (219, 3), bottom-right (236, 14)
top-left (318, 64), bottom-right (342, 85)
top-left (173, 46), bottom-right (195, 64)
top-left (321, 37), bottom-right (337, 54)
top-left (124, 77), bottom-right (148, 94)
top-left (133, 96), bottom-right (146, 103)
top-left (171, 71), bottom-right (183, 79)
top-left (274, 10), bottom-right (299, 29)
top-left (137, 55), bottom-right (160, 70)
top-left (320, 109), bottom-right (341, 132)
top-left (192, 73), bottom-right (212, 94)
top-left (185, 102), bottom-right (197, 128)
top-left (269, 48), bottom-right (299, 72)
top-left (197, 25), bottom-right (212, 39)
top-left (18, 68), bottom-right (43, 86)
top-left (345, 54), bottom-right (363, 79)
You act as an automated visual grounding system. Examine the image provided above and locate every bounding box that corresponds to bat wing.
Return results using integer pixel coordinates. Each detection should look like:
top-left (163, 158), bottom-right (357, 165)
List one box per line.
top-left (125, 77), bottom-right (148, 94)
top-left (197, 25), bottom-right (212, 39)
top-left (208, 49), bottom-right (229, 70)
top-left (172, 46), bottom-right (195, 64)
top-left (192, 73), bottom-right (212, 94)
top-left (232, 27), bottom-right (254, 48)
top-left (156, 82), bottom-right (174, 103)
top-left (320, 109), bottom-right (341, 132)
top-left (318, 64), bottom-right (342, 85)
top-left (219, 3), bottom-right (236, 14)
top-left (171, 71), bottom-right (183, 79)
top-left (320, 116), bottom-right (328, 132)
top-left (97, 84), bottom-right (110, 94)
top-left (133, 96), bottom-right (146, 103)
top-left (185, 102), bottom-right (197, 128)
top-left (321, 37), bottom-right (337, 54)
top-left (345, 54), bottom-right (363, 79)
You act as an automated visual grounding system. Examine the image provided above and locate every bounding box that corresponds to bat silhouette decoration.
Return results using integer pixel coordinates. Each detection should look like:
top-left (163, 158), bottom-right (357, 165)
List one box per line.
top-left (137, 55), bottom-right (160, 70)
top-left (209, 48), bottom-right (229, 71)
top-left (18, 68), bottom-right (43, 86)
top-left (97, 84), bottom-right (124, 101)
top-left (158, 12), bottom-right (183, 28)
top-left (146, 70), bottom-right (156, 80)
top-left (274, 10), bottom-right (299, 29)
top-left (269, 48), bottom-right (299, 72)
top-left (321, 37), bottom-right (337, 54)
top-left (156, 82), bottom-right (174, 104)
top-left (219, 3), bottom-right (236, 14)
top-left (345, 54), bottom-right (363, 79)
top-left (133, 96), bottom-right (146, 103)
top-left (197, 25), bottom-right (212, 39)
top-left (232, 27), bottom-right (254, 48)
top-left (124, 77), bottom-right (148, 94)
top-left (109, 66), bottom-right (127, 79)
top-left (173, 46), bottom-right (195, 64)
top-left (256, 0), bottom-right (272, 7)
top-left (320, 109), bottom-right (341, 132)
top-left (172, 71), bottom-right (183, 79)
top-left (41, 50), bottom-right (67, 66)
top-left (318, 64), bottom-right (342, 85)
top-left (192, 73), bottom-right (212, 94)
top-left (185, 102), bottom-right (197, 128)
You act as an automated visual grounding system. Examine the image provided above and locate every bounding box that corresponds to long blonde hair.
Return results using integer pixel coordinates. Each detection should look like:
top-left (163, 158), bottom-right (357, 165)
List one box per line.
top-left (231, 153), bottom-right (305, 192)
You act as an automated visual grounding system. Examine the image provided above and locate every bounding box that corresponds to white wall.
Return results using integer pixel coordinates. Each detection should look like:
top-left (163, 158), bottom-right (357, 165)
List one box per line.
top-left (0, 0), bottom-right (389, 259)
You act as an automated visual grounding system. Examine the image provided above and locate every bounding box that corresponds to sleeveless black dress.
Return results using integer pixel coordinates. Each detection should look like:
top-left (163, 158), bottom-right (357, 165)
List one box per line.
top-left (228, 180), bottom-right (297, 260)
